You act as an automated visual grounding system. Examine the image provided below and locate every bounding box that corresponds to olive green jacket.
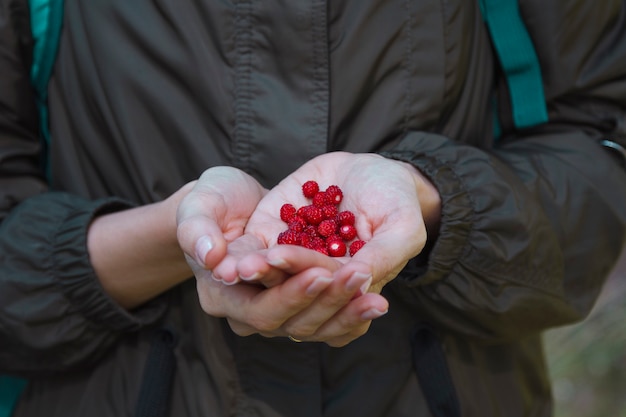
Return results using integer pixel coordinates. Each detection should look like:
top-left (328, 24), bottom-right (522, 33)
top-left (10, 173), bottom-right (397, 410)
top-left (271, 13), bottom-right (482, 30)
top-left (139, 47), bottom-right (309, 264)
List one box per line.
top-left (1, 0), bottom-right (626, 416)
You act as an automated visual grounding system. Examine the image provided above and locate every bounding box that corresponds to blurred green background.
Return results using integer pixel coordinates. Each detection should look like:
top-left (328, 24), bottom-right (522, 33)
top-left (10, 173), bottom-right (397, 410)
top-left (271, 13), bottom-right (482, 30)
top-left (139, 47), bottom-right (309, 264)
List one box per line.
top-left (544, 251), bottom-right (626, 417)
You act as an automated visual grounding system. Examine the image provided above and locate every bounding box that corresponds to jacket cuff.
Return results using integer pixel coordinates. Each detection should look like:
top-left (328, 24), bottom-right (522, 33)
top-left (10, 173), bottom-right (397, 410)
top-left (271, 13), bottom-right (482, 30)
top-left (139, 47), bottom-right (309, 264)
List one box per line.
top-left (380, 132), bottom-right (473, 285)
top-left (50, 194), bottom-right (168, 332)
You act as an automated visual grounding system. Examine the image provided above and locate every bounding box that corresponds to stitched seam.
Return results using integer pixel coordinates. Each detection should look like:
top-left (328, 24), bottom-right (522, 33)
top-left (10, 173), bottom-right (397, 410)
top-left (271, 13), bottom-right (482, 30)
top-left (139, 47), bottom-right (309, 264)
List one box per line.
top-left (402, 0), bottom-right (414, 134)
top-left (233, 0), bottom-right (253, 171)
top-left (310, 0), bottom-right (329, 154)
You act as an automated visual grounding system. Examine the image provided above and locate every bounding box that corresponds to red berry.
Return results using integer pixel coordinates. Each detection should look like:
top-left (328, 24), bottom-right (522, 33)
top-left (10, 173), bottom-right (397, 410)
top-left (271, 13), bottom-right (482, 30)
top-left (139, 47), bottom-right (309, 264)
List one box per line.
top-left (327, 237), bottom-right (347, 257)
top-left (317, 219), bottom-right (338, 237)
top-left (337, 210), bottom-right (355, 226)
top-left (303, 205), bottom-right (324, 225)
top-left (280, 203), bottom-right (297, 223)
top-left (305, 236), bottom-right (326, 251)
top-left (277, 230), bottom-right (301, 245)
top-left (338, 224), bottom-right (357, 241)
top-left (302, 180), bottom-right (319, 199)
top-left (296, 206), bottom-right (308, 218)
top-left (300, 233), bottom-right (312, 247)
top-left (321, 204), bottom-right (338, 220)
top-left (349, 240), bottom-right (366, 256)
top-left (325, 185), bottom-right (343, 205)
top-left (303, 225), bottom-right (318, 236)
top-left (312, 192), bottom-right (327, 207)
top-left (288, 216), bottom-right (307, 232)
top-left (277, 181), bottom-right (361, 258)
top-left (314, 246), bottom-right (329, 256)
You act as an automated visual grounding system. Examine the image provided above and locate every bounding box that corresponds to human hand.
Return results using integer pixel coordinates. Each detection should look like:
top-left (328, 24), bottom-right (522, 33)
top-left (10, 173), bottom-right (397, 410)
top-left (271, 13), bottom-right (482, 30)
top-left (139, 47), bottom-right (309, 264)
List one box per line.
top-left (224, 151), bottom-right (438, 344)
top-left (240, 151), bottom-right (436, 292)
top-left (174, 168), bottom-right (370, 346)
top-left (176, 153), bottom-right (439, 347)
top-left (176, 166), bottom-right (267, 274)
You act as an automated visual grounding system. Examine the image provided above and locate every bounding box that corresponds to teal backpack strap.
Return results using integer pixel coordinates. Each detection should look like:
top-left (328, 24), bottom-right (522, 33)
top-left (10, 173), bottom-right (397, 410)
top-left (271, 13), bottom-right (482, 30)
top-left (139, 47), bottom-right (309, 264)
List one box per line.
top-left (0, 376), bottom-right (28, 417)
top-left (0, 2), bottom-right (65, 415)
top-left (29, 0), bottom-right (65, 145)
top-left (479, 0), bottom-right (548, 130)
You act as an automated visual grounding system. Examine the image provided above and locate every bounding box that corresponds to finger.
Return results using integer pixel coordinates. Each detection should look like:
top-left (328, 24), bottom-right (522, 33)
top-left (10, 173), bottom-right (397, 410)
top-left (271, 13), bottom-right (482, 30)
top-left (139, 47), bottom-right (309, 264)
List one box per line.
top-left (264, 244), bottom-right (346, 274)
top-left (236, 251), bottom-right (290, 288)
top-left (236, 244), bottom-right (344, 289)
top-left (224, 267), bottom-right (335, 334)
top-left (194, 270), bottom-right (264, 318)
top-left (278, 267), bottom-right (374, 338)
top-left (177, 212), bottom-right (229, 271)
top-left (310, 293), bottom-right (388, 346)
top-left (176, 167), bottom-right (266, 270)
top-left (212, 234), bottom-right (267, 285)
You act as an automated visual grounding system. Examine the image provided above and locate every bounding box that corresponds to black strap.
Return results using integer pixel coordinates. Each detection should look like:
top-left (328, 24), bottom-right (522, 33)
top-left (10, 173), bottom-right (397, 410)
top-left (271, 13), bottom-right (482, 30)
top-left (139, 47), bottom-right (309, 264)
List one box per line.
top-left (134, 328), bottom-right (178, 417)
top-left (411, 324), bottom-right (461, 417)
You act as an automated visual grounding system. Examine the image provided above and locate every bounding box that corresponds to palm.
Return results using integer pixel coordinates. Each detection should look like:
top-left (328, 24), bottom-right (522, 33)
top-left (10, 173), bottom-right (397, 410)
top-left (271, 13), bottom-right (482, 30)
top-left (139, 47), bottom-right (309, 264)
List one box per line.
top-left (245, 152), bottom-right (427, 288)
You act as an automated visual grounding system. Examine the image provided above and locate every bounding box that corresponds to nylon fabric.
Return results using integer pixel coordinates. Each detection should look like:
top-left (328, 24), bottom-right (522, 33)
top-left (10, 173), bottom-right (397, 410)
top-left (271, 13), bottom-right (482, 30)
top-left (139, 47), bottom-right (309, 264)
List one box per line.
top-left (0, 377), bottom-right (27, 417)
top-left (28, 0), bottom-right (63, 145)
top-left (480, 0), bottom-right (548, 129)
top-left (2, 0), bottom-right (626, 416)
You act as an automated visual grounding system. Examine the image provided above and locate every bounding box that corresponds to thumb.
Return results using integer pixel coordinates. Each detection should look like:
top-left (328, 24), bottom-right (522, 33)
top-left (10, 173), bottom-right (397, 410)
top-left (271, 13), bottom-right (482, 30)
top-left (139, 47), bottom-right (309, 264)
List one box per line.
top-left (176, 191), bottom-right (230, 270)
top-left (177, 215), bottom-right (229, 270)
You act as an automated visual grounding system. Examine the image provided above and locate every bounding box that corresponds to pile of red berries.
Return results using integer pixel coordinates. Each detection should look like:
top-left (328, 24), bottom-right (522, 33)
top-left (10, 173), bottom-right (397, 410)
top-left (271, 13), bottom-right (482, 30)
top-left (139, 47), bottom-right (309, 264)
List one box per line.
top-left (277, 180), bottom-right (366, 257)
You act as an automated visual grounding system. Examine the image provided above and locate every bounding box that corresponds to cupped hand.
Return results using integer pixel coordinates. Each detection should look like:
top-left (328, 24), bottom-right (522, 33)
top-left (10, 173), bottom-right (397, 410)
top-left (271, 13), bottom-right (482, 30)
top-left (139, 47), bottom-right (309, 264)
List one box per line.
top-left (176, 166), bottom-right (267, 277)
top-left (176, 153), bottom-right (440, 347)
top-left (226, 151), bottom-right (439, 345)
top-left (174, 165), bottom-right (374, 347)
top-left (242, 151), bottom-right (437, 292)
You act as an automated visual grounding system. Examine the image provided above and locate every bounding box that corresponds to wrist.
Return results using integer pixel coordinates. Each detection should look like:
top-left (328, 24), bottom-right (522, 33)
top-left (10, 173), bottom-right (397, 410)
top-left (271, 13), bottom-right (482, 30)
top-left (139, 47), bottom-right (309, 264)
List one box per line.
top-left (87, 182), bottom-right (197, 309)
top-left (395, 161), bottom-right (442, 240)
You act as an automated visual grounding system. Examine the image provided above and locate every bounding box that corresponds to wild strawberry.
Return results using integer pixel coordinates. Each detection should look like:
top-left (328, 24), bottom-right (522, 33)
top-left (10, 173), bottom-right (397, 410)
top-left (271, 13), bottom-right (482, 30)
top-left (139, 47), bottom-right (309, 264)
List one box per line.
top-left (296, 206), bottom-right (308, 218)
top-left (280, 203), bottom-right (297, 223)
top-left (277, 230), bottom-right (301, 245)
top-left (338, 224), bottom-right (357, 241)
top-left (303, 205), bottom-right (324, 225)
top-left (349, 240), bottom-right (366, 256)
top-left (325, 185), bottom-right (343, 205)
top-left (288, 216), bottom-right (307, 232)
top-left (317, 219), bottom-right (338, 237)
top-left (302, 180), bottom-right (319, 199)
top-left (277, 181), bottom-right (362, 257)
top-left (314, 246), bottom-right (329, 256)
top-left (337, 210), bottom-right (355, 226)
top-left (327, 237), bottom-right (347, 257)
top-left (321, 204), bottom-right (338, 220)
top-left (306, 236), bottom-right (326, 251)
top-left (303, 224), bottom-right (318, 236)
top-left (312, 192), bottom-right (327, 207)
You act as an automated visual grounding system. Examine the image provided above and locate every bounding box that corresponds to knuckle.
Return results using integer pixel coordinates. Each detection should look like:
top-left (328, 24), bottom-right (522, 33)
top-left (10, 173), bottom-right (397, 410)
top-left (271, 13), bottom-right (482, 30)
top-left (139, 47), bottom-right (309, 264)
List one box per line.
top-left (247, 314), bottom-right (281, 333)
top-left (175, 218), bottom-right (195, 245)
top-left (227, 319), bottom-right (255, 337)
top-left (283, 323), bottom-right (316, 339)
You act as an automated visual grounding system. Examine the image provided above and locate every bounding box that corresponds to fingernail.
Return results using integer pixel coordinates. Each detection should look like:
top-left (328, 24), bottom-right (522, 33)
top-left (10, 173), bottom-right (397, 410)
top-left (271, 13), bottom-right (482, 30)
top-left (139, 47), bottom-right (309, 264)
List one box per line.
top-left (361, 308), bottom-right (388, 321)
top-left (267, 257), bottom-right (289, 269)
top-left (345, 272), bottom-right (372, 293)
top-left (360, 276), bottom-right (372, 295)
top-left (239, 272), bottom-right (261, 282)
top-left (195, 235), bottom-right (213, 267)
top-left (306, 276), bottom-right (334, 296)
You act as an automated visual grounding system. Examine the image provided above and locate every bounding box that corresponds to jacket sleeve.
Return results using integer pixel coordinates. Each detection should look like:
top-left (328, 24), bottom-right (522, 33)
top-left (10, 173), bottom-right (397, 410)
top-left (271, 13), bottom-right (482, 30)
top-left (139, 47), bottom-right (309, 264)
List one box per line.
top-left (0, 0), bottom-right (167, 376)
top-left (382, 0), bottom-right (626, 344)
top-left (0, 0), bottom-right (47, 215)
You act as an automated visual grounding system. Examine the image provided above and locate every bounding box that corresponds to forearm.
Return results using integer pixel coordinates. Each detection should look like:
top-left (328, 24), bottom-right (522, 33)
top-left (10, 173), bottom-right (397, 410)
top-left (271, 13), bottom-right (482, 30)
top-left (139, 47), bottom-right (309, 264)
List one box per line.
top-left (88, 182), bottom-right (196, 309)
